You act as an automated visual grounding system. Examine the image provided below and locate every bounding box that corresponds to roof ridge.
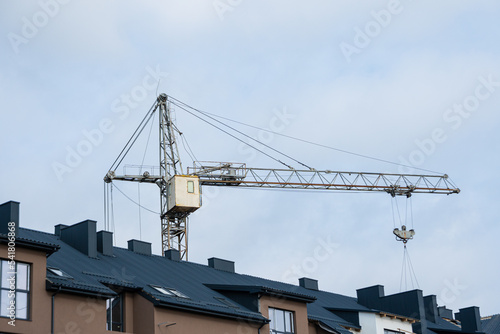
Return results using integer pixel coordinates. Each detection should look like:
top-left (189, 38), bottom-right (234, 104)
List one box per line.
top-left (20, 226), bottom-right (56, 236)
top-left (482, 314), bottom-right (500, 319)
top-left (237, 272), bottom-right (358, 301)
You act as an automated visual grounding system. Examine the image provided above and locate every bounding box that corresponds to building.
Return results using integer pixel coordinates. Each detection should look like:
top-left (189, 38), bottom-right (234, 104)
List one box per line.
top-left (0, 200), bottom-right (496, 334)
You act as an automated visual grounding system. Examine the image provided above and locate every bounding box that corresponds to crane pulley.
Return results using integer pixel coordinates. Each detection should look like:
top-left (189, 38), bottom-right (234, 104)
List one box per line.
top-left (104, 94), bottom-right (460, 260)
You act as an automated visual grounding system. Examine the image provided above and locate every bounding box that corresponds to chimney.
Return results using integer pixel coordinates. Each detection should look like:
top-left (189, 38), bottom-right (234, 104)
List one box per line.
top-left (97, 231), bottom-right (113, 256)
top-left (299, 277), bottom-right (319, 291)
top-left (59, 220), bottom-right (97, 258)
top-left (0, 201), bottom-right (20, 238)
top-left (128, 239), bottom-right (151, 256)
top-left (208, 257), bottom-right (235, 273)
top-left (357, 285), bottom-right (385, 309)
top-left (424, 295), bottom-right (439, 323)
top-left (438, 306), bottom-right (454, 320)
top-left (54, 224), bottom-right (68, 237)
top-left (358, 288), bottom-right (427, 333)
top-left (459, 307), bottom-right (481, 333)
top-left (164, 249), bottom-right (180, 261)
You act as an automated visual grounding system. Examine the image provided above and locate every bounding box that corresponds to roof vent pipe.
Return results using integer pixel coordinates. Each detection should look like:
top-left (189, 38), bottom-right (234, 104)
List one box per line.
top-left (299, 277), bottom-right (319, 291)
top-left (208, 257), bottom-right (235, 273)
top-left (0, 201), bottom-right (20, 238)
top-left (59, 220), bottom-right (97, 258)
top-left (458, 307), bottom-right (481, 333)
top-left (128, 239), bottom-right (152, 256)
top-left (438, 306), bottom-right (454, 320)
top-left (97, 231), bottom-right (113, 256)
top-left (356, 285), bottom-right (385, 310)
top-left (54, 224), bottom-right (68, 237)
top-left (164, 249), bottom-right (180, 261)
top-left (423, 295), bottom-right (439, 323)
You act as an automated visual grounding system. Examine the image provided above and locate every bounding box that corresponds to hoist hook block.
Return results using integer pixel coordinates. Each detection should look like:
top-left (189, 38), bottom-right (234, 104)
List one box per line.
top-left (393, 225), bottom-right (415, 244)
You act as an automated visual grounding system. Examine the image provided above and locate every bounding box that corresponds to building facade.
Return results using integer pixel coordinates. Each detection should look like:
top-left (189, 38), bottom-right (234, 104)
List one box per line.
top-left (0, 200), bottom-right (495, 334)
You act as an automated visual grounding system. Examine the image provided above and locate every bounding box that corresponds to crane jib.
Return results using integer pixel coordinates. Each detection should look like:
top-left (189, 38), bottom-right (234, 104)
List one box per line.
top-left (105, 172), bottom-right (459, 195)
top-left (197, 179), bottom-right (459, 194)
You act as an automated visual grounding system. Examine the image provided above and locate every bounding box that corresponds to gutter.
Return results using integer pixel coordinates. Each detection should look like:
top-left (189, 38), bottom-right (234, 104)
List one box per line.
top-left (140, 291), bottom-right (269, 326)
top-left (51, 286), bottom-right (61, 334)
top-left (258, 321), bottom-right (266, 334)
top-left (257, 293), bottom-right (264, 334)
top-left (46, 281), bottom-right (116, 299)
top-left (156, 299), bottom-right (268, 324)
top-left (0, 234), bottom-right (60, 255)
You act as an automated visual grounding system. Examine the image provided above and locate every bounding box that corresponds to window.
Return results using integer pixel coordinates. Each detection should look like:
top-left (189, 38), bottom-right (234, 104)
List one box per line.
top-left (0, 260), bottom-right (30, 320)
top-left (151, 285), bottom-right (189, 298)
top-left (106, 294), bottom-right (123, 332)
top-left (47, 267), bottom-right (72, 278)
top-left (268, 307), bottom-right (295, 334)
top-left (187, 180), bottom-right (195, 193)
top-left (47, 267), bottom-right (64, 276)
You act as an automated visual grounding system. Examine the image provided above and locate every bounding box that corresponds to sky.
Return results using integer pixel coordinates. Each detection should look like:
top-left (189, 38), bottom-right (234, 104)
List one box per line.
top-left (1, 0), bottom-right (499, 317)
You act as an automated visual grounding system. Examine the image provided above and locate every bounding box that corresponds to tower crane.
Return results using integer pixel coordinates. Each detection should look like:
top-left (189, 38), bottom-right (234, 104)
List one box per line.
top-left (104, 93), bottom-right (460, 260)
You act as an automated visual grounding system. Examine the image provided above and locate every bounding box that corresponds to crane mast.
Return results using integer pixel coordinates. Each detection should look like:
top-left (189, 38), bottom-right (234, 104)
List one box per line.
top-left (104, 94), bottom-right (460, 261)
top-left (105, 94), bottom-right (190, 260)
top-left (158, 94), bottom-right (188, 260)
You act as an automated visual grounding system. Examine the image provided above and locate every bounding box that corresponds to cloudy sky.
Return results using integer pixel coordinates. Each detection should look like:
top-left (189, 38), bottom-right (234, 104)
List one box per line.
top-left (1, 1), bottom-right (499, 316)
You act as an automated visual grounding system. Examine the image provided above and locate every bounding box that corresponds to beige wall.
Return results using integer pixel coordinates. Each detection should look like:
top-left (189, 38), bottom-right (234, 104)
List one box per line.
top-left (0, 244), bottom-right (51, 334)
top-left (153, 302), bottom-right (260, 334)
top-left (260, 295), bottom-right (309, 334)
top-left (56, 288), bottom-right (137, 334)
top-left (52, 293), bottom-right (108, 334)
top-left (123, 291), bottom-right (135, 333)
top-left (309, 322), bottom-right (319, 334)
top-left (133, 293), bottom-right (155, 334)
top-left (0, 244), bottom-right (110, 334)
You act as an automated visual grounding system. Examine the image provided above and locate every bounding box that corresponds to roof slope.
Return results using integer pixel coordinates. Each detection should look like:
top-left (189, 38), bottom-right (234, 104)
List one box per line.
top-left (483, 315), bottom-right (500, 334)
top-left (18, 228), bottom-right (364, 329)
top-left (427, 317), bottom-right (462, 332)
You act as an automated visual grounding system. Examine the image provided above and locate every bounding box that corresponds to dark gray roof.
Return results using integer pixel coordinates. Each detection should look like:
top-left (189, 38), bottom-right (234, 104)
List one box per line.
top-left (15, 227), bottom-right (492, 334)
top-left (0, 233), bottom-right (59, 254)
top-left (483, 314), bottom-right (500, 334)
top-left (310, 315), bottom-right (355, 334)
top-left (17, 227), bottom-right (364, 328)
top-left (205, 283), bottom-right (317, 302)
top-left (427, 317), bottom-right (462, 332)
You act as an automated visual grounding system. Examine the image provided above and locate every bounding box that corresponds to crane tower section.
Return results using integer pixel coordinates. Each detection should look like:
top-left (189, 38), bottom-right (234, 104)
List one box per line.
top-left (158, 94), bottom-right (190, 260)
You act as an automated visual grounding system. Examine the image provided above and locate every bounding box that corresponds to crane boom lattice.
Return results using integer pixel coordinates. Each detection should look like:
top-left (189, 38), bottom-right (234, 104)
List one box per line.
top-left (188, 162), bottom-right (459, 196)
top-left (158, 94), bottom-right (188, 260)
top-left (104, 94), bottom-right (460, 261)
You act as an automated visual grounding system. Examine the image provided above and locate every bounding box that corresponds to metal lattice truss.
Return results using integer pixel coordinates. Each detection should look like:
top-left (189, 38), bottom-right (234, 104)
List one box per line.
top-left (106, 161), bottom-right (459, 197)
top-left (188, 162), bottom-right (460, 196)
